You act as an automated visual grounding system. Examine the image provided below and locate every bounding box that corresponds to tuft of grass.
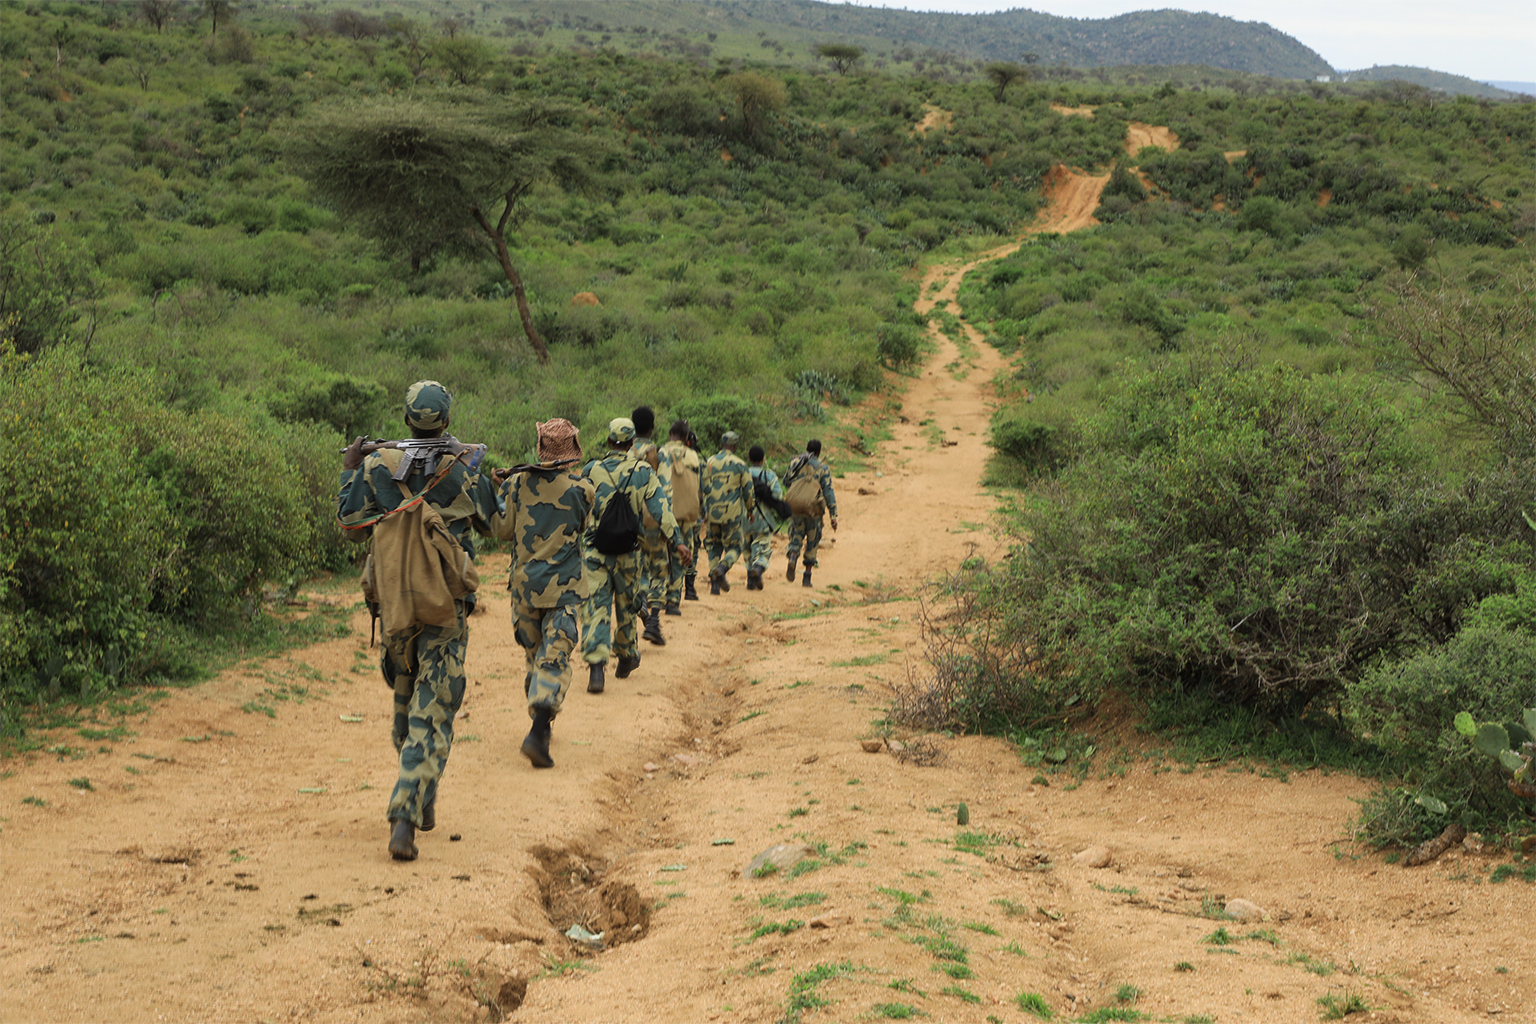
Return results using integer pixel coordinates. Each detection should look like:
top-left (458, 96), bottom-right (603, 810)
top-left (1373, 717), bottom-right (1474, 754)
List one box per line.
top-left (940, 984), bottom-right (980, 1004)
top-left (22, 795), bottom-right (48, 807)
top-left (935, 962), bottom-right (972, 979)
top-left (1489, 861), bottom-right (1536, 884)
top-left (784, 961), bottom-right (857, 1024)
top-left (1014, 991), bottom-right (1053, 1019)
top-left (872, 1004), bottom-right (919, 1020)
top-left (1317, 990), bottom-right (1370, 1019)
top-left (961, 921), bottom-right (999, 936)
top-left (1115, 983), bottom-right (1140, 1003)
top-left (1173, 961), bottom-right (1195, 972)
top-left (67, 777), bottom-right (93, 791)
top-left (760, 891), bottom-right (825, 910)
top-left (1202, 927), bottom-right (1234, 946)
top-left (748, 919), bottom-right (804, 942)
top-left (1075, 1009), bottom-right (1145, 1023)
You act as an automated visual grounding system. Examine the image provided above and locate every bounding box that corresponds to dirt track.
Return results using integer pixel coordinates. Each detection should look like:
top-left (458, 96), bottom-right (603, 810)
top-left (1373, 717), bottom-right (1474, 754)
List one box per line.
top-left (1, 151), bottom-right (1531, 1024)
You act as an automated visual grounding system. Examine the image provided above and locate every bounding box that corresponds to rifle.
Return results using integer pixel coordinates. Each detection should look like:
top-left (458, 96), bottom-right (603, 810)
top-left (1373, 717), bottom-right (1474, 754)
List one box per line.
top-left (341, 436), bottom-right (488, 481)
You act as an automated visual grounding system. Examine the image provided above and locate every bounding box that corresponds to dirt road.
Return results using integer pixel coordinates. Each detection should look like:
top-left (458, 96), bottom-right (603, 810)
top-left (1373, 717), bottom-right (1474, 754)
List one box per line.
top-left (1, 156), bottom-right (1530, 1024)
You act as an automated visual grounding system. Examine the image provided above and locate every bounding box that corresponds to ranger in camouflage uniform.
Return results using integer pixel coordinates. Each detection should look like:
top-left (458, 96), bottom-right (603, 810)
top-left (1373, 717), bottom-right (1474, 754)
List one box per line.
top-left (784, 438), bottom-right (840, 588)
top-left (338, 381), bottom-right (502, 862)
top-left (628, 406), bottom-right (672, 646)
top-left (745, 445), bottom-right (785, 591)
top-left (580, 418), bottom-right (691, 689)
top-left (658, 419), bottom-right (702, 610)
top-left (492, 419), bottom-right (594, 769)
top-left (700, 431), bottom-right (755, 594)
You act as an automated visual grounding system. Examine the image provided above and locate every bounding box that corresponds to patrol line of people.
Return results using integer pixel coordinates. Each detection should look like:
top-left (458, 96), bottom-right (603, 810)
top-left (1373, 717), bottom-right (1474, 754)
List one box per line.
top-left (338, 382), bottom-right (840, 862)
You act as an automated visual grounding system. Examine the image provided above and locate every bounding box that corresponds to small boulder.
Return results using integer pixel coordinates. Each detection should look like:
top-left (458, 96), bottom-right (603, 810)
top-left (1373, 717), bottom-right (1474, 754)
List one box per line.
top-left (747, 843), bottom-right (816, 878)
top-left (1224, 898), bottom-right (1267, 922)
top-left (861, 739), bottom-right (883, 753)
top-left (570, 292), bottom-right (601, 307)
top-left (1071, 846), bottom-right (1113, 869)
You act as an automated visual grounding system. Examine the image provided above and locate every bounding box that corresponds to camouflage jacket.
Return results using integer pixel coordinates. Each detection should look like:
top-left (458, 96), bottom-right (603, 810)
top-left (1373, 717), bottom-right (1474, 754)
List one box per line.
top-left (628, 437), bottom-right (669, 531)
top-left (658, 439), bottom-right (701, 524)
top-left (785, 453), bottom-right (838, 519)
top-left (582, 450), bottom-right (682, 555)
top-left (493, 465), bottom-right (595, 608)
top-left (702, 449), bottom-right (755, 526)
top-left (337, 444), bottom-right (501, 555)
top-left (747, 465), bottom-right (784, 536)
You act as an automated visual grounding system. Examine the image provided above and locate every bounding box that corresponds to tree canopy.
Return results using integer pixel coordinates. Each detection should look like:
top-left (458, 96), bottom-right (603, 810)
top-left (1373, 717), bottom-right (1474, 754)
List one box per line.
top-left (815, 43), bottom-right (864, 76)
top-left (283, 94), bottom-right (605, 363)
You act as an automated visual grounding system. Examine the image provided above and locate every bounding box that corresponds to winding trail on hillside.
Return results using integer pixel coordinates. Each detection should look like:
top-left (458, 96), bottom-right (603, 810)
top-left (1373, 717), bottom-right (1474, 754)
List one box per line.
top-left (0, 128), bottom-right (1528, 1024)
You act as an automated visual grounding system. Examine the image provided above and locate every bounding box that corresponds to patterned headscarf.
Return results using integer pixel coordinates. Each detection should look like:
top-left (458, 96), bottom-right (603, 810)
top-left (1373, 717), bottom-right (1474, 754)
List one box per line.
top-left (404, 380), bottom-right (452, 431)
top-left (536, 418), bottom-right (582, 463)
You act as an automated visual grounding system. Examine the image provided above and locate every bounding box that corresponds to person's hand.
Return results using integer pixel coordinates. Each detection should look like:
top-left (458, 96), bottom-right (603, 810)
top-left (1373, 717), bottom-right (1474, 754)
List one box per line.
top-left (676, 544), bottom-right (693, 568)
top-left (492, 468), bottom-right (512, 485)
top-left (831, 516), bottom-right (839, 532)
top-left (343, 436), bottom-right (367, 472)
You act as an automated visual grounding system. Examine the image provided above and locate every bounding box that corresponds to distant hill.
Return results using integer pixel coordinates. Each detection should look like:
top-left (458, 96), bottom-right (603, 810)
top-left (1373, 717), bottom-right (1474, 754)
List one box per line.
top-left (1334, 65), bottom-right (1527, 100)
top-left (1483, 80), bottom-right (1536, 98)
top-left (703, 1), bottom-right (1335, 79)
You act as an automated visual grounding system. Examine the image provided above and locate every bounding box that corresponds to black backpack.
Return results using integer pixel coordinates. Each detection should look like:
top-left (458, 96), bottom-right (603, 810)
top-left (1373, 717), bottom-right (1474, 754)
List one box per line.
top-left (592, 466), bottom-right (642, 556)
top-left (752, 470), bottom-right (793, 522)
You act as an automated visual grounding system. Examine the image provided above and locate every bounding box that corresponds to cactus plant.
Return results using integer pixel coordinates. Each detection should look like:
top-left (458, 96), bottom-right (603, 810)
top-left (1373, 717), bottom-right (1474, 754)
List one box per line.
top-left (1455, 708), bottom-right (1536, 799)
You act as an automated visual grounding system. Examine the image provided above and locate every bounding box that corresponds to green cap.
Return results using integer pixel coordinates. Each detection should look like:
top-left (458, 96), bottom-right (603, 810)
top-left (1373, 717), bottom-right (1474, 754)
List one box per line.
top-left (721, 430), bottom-right (740, 447)
top-left (608, 417), bottom-right (636, 445)
top-left (404, 380), bottom-right (451, 431)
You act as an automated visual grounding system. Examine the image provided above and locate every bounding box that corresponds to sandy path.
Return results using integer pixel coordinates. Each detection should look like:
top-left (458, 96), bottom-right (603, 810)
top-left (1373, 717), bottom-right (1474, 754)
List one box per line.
top-left (1, 141), bottom-right (1530, 1024)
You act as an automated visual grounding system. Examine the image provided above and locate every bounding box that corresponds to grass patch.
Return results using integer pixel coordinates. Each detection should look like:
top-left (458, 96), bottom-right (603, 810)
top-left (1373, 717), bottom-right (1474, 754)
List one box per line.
top-left (67, 777), bottom-right (93, 791)
top-left (1075, 1009), bottom-right (1145, 1023)
top-left (1317, 991), bottom-right (1370, 1019)
top-left (760, 891), bottom-right (826, 910)
top-left (961, 921), bottom-right (999, 936)
top-left (784, 960), bottom-right (858, 1024)
top-left (1014, 991), bottom-right (1053, 1019)
top-left (748, 919), bottom-right (804, 942)
top-left (940, 984), bottom-right (980, 1004)
top-left (872, 1004), bottom-right (920, 1019)
top-left (1490, 861), bottom-right (1536, 884)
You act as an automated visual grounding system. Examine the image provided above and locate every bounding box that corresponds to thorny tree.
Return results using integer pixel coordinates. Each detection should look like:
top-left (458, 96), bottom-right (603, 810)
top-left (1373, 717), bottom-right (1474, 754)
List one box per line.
top-left (284, 94), bottom-right (605, 364)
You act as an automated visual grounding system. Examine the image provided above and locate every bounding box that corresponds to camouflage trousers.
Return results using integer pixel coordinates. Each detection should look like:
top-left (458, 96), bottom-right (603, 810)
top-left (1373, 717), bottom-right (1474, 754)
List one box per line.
top-left (514, 601), bottom-right (578, 717)
top-left (383, 606), bottom-right (467, 827)
top-left (672, 520), bottom-right (701, 602)
top-left (786, 515), bottom-right (826, 567)
top-left (639, 528), bottom-right (669, 607)
top-left (581, 549), bottom-right (642, 664)
top-left (704, 519), bottom-right (746, 578)
top-left (749, 528), bottom-right (774, 574)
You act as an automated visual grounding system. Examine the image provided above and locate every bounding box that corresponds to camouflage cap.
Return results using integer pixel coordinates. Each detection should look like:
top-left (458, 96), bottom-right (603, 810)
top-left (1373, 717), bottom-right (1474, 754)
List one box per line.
top-left (536, 418), bottom-right (581, 463)
top-left (404, 380), bottom-right (452, 431)
top-left (607, 417), bottom-right (636, 445)
top-left (721, 430), bottom-right (740, 447)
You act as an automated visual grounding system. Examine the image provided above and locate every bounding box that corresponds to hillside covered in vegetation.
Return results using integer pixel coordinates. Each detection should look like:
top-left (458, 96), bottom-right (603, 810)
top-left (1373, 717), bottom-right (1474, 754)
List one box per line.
top-left (1, 0), bottom-right (1532, 842)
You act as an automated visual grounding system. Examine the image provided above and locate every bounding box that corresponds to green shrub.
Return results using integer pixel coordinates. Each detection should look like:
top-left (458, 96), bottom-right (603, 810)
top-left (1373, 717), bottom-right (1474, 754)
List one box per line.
top-left (674, 393), bottom-right (774, 451)
top-left (990, 414), bottom-right (1070, 476)
top-left (960, 362), bottom-right (1534, 716)
top-left (876, 320), bottom-right (925, 369)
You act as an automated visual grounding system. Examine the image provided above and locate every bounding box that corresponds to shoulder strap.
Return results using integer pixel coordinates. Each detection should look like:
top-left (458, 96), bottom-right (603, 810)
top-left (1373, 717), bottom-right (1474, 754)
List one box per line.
top-left (339, 451), bottom-right (462, 532)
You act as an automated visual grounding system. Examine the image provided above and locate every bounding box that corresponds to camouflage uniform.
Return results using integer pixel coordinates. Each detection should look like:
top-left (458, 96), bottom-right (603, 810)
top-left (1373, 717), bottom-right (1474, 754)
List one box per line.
top-left (629, 436), bottom-right (671, 613)
top-left (337, 381), bottom-right (501, 833)
top-left (581, 423), bottom-right (684, 669)
top-left (493, 463), bottom-right (594, 719)
top-left (784, 452), bottom-right (838, 571)
top-left (659, 438), bottom-right (702, 607)
top-left (701, 435), bottom-right (755, 584)
top-left (747, 464), bottom-right (785, 576)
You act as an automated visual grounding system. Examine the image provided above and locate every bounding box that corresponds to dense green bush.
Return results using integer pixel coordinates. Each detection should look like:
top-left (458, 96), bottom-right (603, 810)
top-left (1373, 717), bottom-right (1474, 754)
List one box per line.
top-left (965, 362), bottom-right (1534, 714)
top-left (0, 346), bottom-right (340, 725)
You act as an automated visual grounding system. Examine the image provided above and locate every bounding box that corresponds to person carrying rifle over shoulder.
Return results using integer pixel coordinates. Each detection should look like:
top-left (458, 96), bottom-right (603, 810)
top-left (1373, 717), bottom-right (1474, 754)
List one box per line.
top-left (338, 381), bottom-right (501, 862)
top-left (490, 419), bottom-right (594, 769)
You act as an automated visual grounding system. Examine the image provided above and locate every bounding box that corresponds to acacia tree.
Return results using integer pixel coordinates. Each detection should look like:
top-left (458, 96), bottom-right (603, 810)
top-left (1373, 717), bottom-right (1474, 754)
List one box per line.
top-left (985, 61), bottom-right (1028, 102)
top-left (284, 95), bottom-right (605, 364)
top-left (136, 0), bottom-right (175, 34)
top-left (724, 71), bottom-right (786, 146)
top-left (815, 43), bottom-right (863, 76)
top-left (203, 0), bottom-right (235, 40)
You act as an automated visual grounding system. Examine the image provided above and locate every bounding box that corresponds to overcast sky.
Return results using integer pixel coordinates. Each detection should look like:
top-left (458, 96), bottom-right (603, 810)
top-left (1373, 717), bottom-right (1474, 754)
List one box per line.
top-left (842, 1), bottom-right (1536, 82)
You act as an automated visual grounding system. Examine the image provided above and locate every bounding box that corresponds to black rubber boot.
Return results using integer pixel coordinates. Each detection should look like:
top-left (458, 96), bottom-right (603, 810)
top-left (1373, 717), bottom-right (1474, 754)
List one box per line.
top-left (746, 569), bottom-right (762, 590)
top-left (664, 603), bottom-right (682, 617)
top-left (587, 662), bottom-right (605, 694)
top-left (786, 557), bottom-right (798, 582)
top-left (716, 570), bottom-right (731, 593)
top-left (643, 609), bottom-right (665, 646)
top-left (802, 567), bottom-right (813, 588)
top-left (521, 707), bottom-right (554, 768)
top-left (388, 818), bottom-right (418, 861)
top-left (420, 800), bottom-right (435, 833)
top-left (709, 574), bottom-right (721, 596)
top-left (616, 653), bottom-right (640, 679)
top-left (684, 577), bottom-right (699, 601)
